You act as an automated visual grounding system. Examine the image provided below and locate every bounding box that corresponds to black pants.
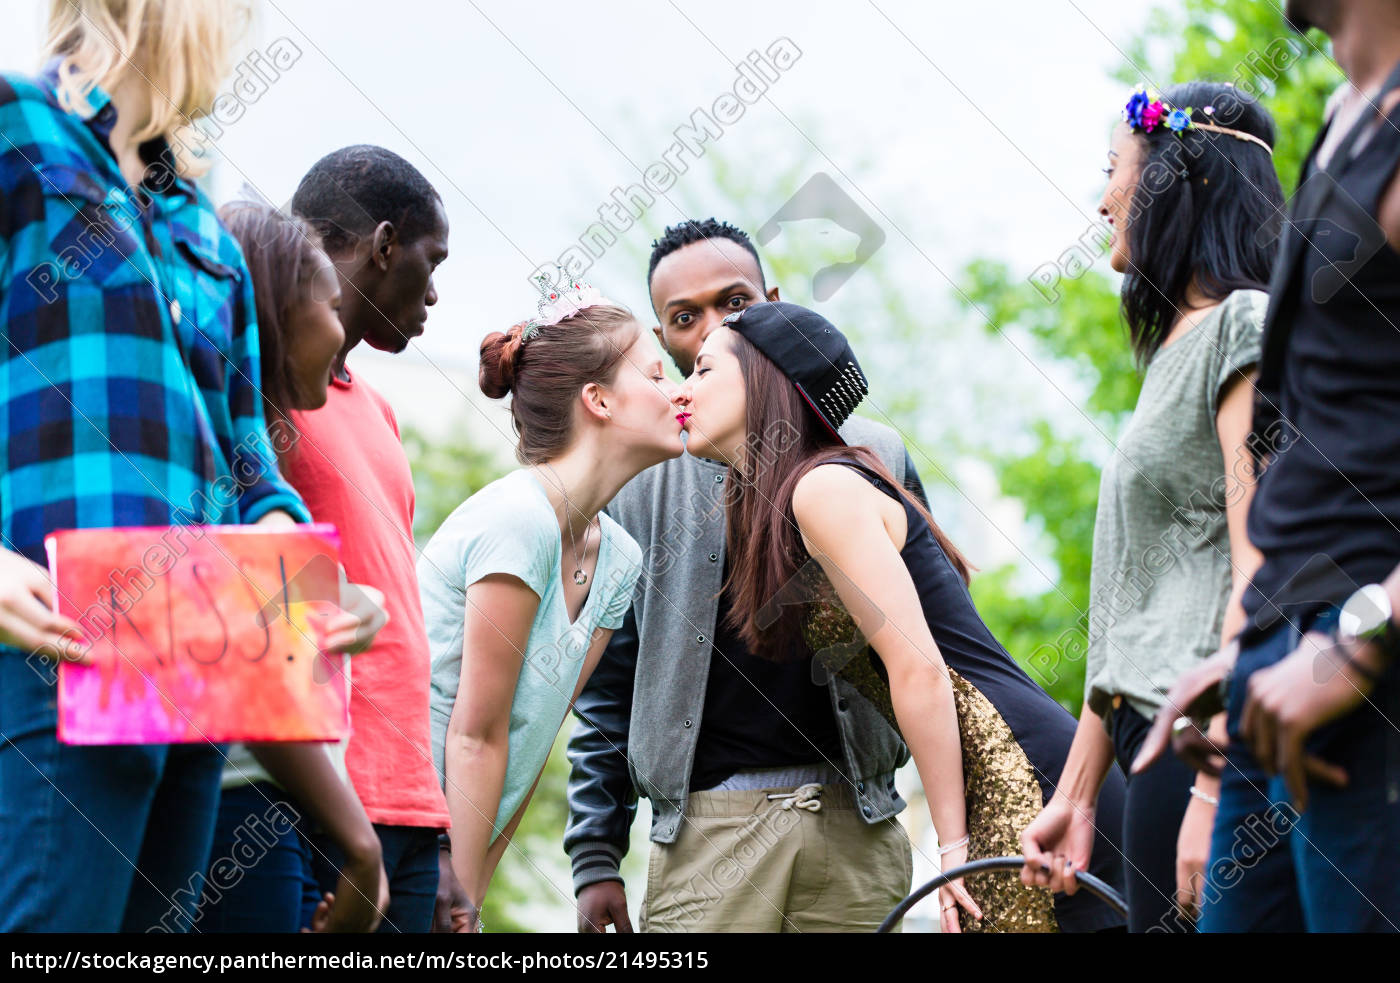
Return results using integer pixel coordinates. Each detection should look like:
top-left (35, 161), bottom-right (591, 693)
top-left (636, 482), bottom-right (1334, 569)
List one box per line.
top-left (310, 824), bottom-right (440, 933)
top-left (1110, 702), bottom-right (1196, 933)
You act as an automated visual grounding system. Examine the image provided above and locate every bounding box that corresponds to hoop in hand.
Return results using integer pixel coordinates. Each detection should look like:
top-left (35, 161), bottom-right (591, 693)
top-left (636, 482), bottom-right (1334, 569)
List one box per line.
top-left (876, 855), bottom-right (1129, 933)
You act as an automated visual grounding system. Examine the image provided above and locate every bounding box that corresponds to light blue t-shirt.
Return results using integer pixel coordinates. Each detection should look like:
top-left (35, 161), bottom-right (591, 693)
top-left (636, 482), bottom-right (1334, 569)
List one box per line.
top-left (420, 468), bottom-right (642, 842)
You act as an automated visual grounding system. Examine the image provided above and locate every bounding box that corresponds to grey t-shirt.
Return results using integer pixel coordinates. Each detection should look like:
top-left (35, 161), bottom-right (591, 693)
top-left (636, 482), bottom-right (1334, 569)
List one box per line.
top-left (1085, 289), bottom-right (1266, 720)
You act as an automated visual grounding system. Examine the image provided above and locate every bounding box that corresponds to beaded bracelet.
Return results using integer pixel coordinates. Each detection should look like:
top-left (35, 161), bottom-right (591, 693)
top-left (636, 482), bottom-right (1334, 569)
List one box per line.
top-left (1189, 785), bottom-right (1219, 807)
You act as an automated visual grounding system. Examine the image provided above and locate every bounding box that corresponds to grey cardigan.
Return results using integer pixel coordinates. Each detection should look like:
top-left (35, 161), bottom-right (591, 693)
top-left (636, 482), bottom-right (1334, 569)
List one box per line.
top-left (564, 415), bottom-right (924, 892)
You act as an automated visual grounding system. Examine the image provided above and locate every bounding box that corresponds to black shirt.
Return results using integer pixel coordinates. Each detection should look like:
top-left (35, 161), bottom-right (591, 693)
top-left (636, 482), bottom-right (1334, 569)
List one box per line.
top-left (688, 566), bottom-right (843, 792)
top-left (827, 459), bottom-right (1126, 932)
top-left (1244, 80), bottom-right (1400, 636)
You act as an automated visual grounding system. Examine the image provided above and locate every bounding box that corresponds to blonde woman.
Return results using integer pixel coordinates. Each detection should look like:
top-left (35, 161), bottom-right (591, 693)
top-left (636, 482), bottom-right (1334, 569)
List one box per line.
top-left (0, 1), bottom-right (379, 931)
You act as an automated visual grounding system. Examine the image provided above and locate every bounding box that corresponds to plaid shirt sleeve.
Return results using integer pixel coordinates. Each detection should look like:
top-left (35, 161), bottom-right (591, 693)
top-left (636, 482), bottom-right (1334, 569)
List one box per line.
top-left (0, 71), bottom-right (308, 565)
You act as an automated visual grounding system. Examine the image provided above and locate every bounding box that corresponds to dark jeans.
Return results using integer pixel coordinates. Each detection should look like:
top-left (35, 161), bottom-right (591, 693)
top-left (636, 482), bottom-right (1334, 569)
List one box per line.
top-left (197, 782), bottom-right (322, 933)
top-left (0, 655), bottom-right (224, 932)
top-left (311, 823), bottom-right (439, 933)
top-left (1110, 702), bottom-right (1196, 933)
top-left (1203, 607), bottom-right (1400, 932)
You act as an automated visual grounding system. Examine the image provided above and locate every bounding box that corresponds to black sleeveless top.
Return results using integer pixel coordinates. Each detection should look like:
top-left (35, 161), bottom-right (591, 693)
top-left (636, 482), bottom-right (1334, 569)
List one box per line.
top-left (815, 460), bottom-right (1127, 931)
top-left (1245, 66), bottom-right (1400, 635)
top-left (688, 563), bottom-right (843, 792)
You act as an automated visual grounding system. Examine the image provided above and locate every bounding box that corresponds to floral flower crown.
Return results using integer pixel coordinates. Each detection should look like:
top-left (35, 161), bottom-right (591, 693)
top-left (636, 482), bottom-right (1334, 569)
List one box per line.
top-left (1122, 87), bottom-right (1273, 156)
top-left (521, 269), bottom-right (610, 342)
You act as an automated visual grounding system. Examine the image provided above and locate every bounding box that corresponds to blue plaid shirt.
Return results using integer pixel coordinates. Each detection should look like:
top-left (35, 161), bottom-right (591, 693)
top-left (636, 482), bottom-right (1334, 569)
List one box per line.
top-left (0, 63), bottom-right (309, 570)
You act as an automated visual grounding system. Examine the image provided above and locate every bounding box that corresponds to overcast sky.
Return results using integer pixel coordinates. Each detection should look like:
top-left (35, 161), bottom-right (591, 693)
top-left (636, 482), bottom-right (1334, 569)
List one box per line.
top-left (2, 0), bottom-right (1156, 365)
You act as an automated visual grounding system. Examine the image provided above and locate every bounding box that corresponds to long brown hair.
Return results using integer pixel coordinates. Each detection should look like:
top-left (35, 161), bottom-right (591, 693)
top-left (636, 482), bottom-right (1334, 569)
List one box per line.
top-left (479, 304), bottom-right (638, 465)
top-left (217, 200), bottom-right (328, 448)
top-left (722, 331), bottom-right (971, 662)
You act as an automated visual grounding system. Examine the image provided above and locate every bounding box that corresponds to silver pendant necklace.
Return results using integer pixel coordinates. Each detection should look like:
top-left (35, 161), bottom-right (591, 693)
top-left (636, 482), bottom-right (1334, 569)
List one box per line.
top-left (538, 464), bottom-right (592, 586)
top-left (569, 524), bottom-right (591, 586)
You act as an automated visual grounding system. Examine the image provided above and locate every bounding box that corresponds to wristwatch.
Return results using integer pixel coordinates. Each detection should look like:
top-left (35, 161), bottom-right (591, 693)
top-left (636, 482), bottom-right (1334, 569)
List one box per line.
top-left (1336, 583), bottom-right (1400, 660)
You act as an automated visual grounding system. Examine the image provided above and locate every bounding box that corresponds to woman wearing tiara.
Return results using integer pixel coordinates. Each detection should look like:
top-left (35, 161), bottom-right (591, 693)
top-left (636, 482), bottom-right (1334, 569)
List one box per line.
top-left (1020, 82), bottom-right (1284, 932)
top-left (676, 300), bottom-right (1127, 933)
top-left (419, 276), bottom-right (685, 931)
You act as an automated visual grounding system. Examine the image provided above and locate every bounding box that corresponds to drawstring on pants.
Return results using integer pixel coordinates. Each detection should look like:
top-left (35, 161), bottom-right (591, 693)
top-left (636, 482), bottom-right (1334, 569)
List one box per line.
top-left (767, 783), bottom-right (823, 812)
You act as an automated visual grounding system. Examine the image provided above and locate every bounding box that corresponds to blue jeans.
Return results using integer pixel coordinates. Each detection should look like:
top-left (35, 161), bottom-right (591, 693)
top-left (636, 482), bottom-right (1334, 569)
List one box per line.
top-left (196, 782), bottom-right (322, 933)
top-left (0, 655), bottom-right (224, 932)
top-left (310, 823), bottom-right (439, 933)
top-left (1203, 608), bottom-right (1400, 932)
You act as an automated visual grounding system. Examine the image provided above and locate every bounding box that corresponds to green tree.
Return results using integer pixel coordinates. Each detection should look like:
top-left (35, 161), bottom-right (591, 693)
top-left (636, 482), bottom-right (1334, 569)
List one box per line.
top-left (1118, 0), bottom-right (1341, 187)
top-left (477, 735), bottom-right (576, 934)
top-left (400, 420), bottom-right (508, 544)
top-left (961, 0), bottom-right (1341, 710)
top-left (956, 264), bottom-right (1141, 708)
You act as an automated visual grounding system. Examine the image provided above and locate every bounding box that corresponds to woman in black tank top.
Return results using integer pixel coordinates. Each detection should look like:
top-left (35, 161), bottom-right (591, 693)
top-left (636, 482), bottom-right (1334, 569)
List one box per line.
top-left (677, 300), bottom-right (1126, 932)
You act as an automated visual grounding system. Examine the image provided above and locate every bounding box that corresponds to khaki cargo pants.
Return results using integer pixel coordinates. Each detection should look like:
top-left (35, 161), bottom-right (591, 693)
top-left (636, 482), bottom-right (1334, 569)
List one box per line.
top-left (640, 782), bottom-right (912, 932)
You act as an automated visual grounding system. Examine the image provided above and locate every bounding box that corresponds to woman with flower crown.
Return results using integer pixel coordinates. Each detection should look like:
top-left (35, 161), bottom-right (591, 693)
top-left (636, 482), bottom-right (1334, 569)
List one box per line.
top-left (418, 275), bottom-right (686, 931)
top-left (1019, 82), bottom-right (1284, 932)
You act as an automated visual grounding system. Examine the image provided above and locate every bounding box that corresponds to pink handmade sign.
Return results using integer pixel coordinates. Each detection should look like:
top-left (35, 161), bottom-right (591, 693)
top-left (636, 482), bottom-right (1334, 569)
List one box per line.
top-left (46, 524), bottom-right (349, 745)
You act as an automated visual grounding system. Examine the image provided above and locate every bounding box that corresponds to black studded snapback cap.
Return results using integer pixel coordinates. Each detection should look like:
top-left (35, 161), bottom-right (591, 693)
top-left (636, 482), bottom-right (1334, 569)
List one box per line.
top-left (721, 301), bottom-right (869, 445)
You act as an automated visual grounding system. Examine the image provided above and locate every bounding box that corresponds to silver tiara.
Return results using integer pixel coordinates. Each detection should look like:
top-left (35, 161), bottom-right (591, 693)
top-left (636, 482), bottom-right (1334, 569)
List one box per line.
top-left (522, 269), bottom-right (608, 342)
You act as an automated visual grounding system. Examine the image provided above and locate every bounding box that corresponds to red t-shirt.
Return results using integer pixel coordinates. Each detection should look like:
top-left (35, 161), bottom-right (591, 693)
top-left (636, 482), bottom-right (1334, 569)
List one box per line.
top-left (285, 367), bottom-right (450, 828)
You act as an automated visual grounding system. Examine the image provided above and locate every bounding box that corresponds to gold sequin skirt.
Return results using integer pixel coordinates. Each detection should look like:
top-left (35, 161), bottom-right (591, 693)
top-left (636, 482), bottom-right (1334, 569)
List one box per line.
top-left (947, 668), bottom-right (1058, 933)
top-left (804, 600), bottom-right (1058, 931)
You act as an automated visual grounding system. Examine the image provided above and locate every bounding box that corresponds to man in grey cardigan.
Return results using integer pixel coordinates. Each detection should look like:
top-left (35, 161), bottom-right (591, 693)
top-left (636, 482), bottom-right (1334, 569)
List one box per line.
top-left (566, 219), bottom-right (927, 932)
